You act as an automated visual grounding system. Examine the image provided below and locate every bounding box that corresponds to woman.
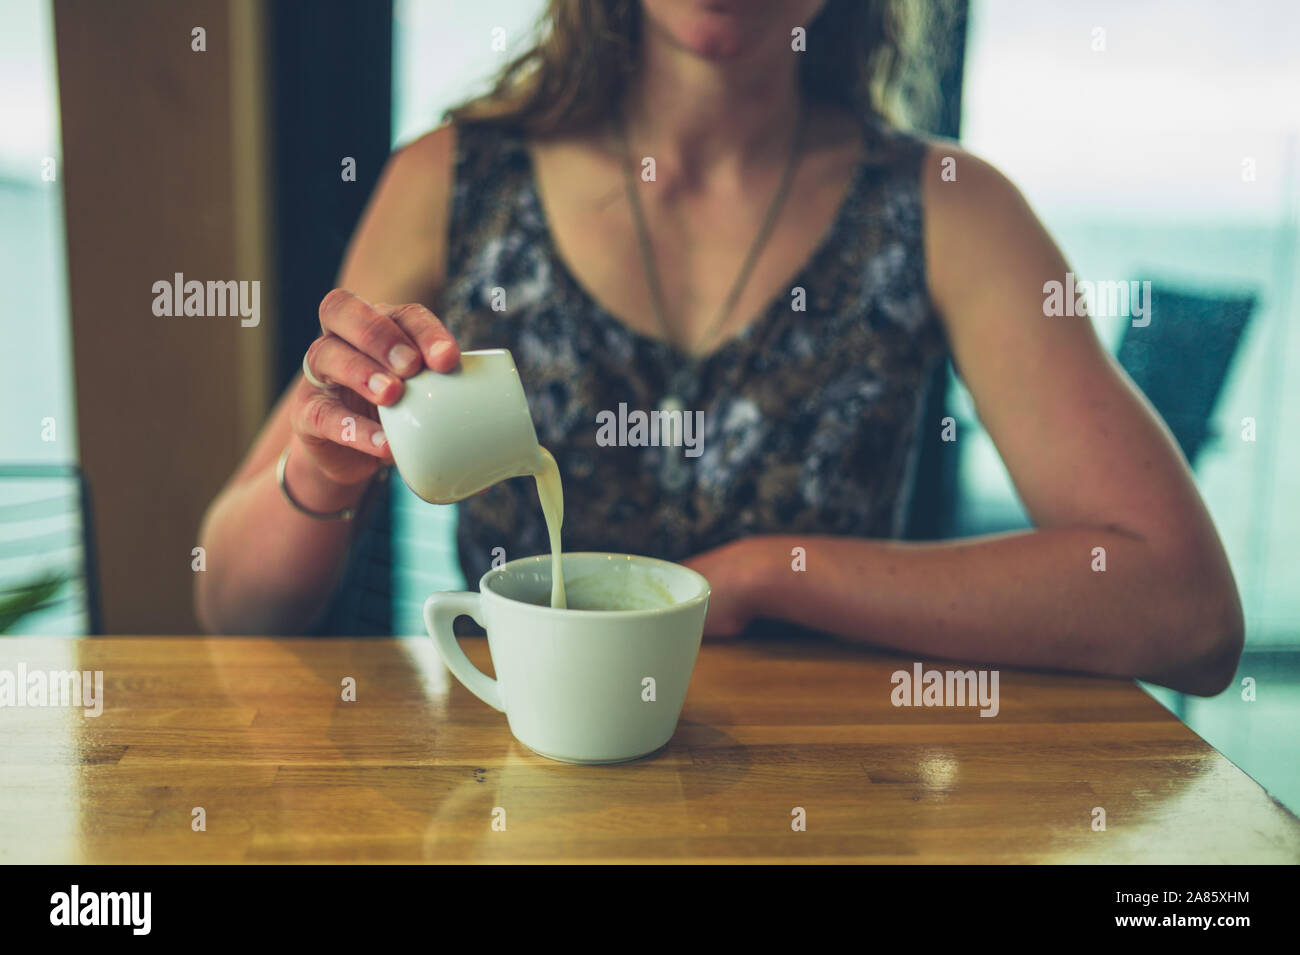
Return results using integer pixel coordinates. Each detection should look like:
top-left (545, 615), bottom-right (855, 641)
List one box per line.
top-left (196, 0), bottom-right (1243, 696)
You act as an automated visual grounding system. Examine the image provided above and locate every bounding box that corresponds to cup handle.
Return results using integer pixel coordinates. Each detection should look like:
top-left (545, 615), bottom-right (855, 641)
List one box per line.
top-left (423, 592), bottom-right (504, 712)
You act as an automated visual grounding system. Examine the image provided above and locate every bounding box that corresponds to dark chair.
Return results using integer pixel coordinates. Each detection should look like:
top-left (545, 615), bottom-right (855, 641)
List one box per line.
top-left (902, 359), bottom-right (960, 541)
top-left (1116, 284), bottom-right (1256, 467)
top-left (0, 464), bottom-right (102, 635)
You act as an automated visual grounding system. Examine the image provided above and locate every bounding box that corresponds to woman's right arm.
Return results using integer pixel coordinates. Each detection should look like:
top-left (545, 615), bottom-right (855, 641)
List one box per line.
top-left (195, 125), bottom-right (458, 635)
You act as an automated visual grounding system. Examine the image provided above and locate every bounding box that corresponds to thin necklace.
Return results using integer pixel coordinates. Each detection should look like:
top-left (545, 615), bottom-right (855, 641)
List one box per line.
top-left (618, 105), bottom-right (807, 492)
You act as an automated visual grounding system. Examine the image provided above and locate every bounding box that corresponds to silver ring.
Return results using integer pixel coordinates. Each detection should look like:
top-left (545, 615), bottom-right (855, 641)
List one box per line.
top-left (302, 349), bottom-right (336, 390)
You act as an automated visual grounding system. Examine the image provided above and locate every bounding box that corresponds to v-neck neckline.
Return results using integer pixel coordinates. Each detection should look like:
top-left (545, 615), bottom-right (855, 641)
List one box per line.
top-left (512, 122), bottom-right (874, 371)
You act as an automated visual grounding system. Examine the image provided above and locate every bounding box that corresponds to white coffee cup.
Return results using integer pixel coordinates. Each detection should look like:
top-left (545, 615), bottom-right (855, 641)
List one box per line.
top-left (377, 348), bottom-right (542, 504)
top-left (425, 553), bottom-right (711, 763)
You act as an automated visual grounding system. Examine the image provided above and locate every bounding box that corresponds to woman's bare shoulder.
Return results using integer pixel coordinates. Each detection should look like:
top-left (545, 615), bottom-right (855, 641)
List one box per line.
top-left (392, 122), bottom-right (460, 197)
top-left (913, 138), bottom-right (1057, 333)
top-left (337, 123), bottom-right (459, 303)
top-left (917, 137), bottom-right (1032, 232)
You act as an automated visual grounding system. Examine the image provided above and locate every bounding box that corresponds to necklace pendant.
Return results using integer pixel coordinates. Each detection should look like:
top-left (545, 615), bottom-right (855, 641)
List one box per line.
top-left (657, 392), bottom-right (691, 494)
top-left (659, 446), bottom-right (690, 494)
top-left (658, 392), bottom-right (686, 418)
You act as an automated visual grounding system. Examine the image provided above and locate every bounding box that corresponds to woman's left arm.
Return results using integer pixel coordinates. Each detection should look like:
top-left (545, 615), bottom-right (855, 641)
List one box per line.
top-left (686, 145), bottom-right (1244, 697)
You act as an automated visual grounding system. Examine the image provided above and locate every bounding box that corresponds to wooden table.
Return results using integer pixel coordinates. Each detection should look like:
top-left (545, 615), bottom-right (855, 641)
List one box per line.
top-left (2, 635), bottom-right (1297, 863)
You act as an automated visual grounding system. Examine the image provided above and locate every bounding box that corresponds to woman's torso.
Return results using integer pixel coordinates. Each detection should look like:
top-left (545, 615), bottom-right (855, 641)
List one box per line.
top-left (434, 111), bottom-right (949, 583)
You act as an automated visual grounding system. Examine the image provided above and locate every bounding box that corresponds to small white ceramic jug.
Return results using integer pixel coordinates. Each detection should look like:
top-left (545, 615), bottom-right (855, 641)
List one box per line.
top-left (377, 348), bottom-right (543, 504)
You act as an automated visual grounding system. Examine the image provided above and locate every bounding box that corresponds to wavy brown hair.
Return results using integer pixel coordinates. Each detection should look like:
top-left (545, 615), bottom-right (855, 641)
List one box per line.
top-left (445, 0), bottom-right (954, 136)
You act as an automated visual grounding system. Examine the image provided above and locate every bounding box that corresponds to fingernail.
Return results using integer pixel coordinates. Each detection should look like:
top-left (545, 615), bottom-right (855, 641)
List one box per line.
top-left (371, 430), bottom-right (388, 448)
top-left (388, 344), bottom-right (418, 371)
top-left (368, 373), bottom-right (394, 395)
top-left (429, 340), bottom-right (454, 363)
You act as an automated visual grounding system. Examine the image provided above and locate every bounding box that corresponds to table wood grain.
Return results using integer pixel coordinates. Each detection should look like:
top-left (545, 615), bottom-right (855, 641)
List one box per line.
top-left (1, 635), bottom-right (1296, 863)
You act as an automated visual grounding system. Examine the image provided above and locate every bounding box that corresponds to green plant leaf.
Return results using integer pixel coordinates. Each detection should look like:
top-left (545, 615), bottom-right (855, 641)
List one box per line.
top-left (0, 573), bottom-right (67, 634)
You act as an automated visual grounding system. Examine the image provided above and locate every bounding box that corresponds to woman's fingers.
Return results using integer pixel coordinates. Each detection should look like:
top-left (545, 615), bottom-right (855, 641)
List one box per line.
top-left (289, 288), bottom-right (461, 483)
top-left (294, 389), bottom-right (391, 458)
top-left (389, 303), bottom-right (461, 372)
top-left (318, 288), bottom-right (424, 378)
top-left (304, 335), bottom-right (403, 406)
top-left (299, 289), bottom-right (460, 464)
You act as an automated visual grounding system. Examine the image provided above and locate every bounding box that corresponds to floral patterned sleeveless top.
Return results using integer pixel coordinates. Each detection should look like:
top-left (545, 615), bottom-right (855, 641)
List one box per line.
top-left (431, 116), bottom-right (949, 585)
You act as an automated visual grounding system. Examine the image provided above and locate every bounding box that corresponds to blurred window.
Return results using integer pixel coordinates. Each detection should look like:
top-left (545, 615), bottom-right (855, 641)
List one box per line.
top-left (961, 0), bottom-right (1300, 812)
top-left (959, 0), bottom-right (1300, 648)
top-left (0, 0), bottom-right (89, 635)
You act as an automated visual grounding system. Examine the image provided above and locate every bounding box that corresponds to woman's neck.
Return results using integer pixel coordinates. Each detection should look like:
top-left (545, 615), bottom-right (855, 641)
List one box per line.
top-left (620, 24), bottom-right (803, 188)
